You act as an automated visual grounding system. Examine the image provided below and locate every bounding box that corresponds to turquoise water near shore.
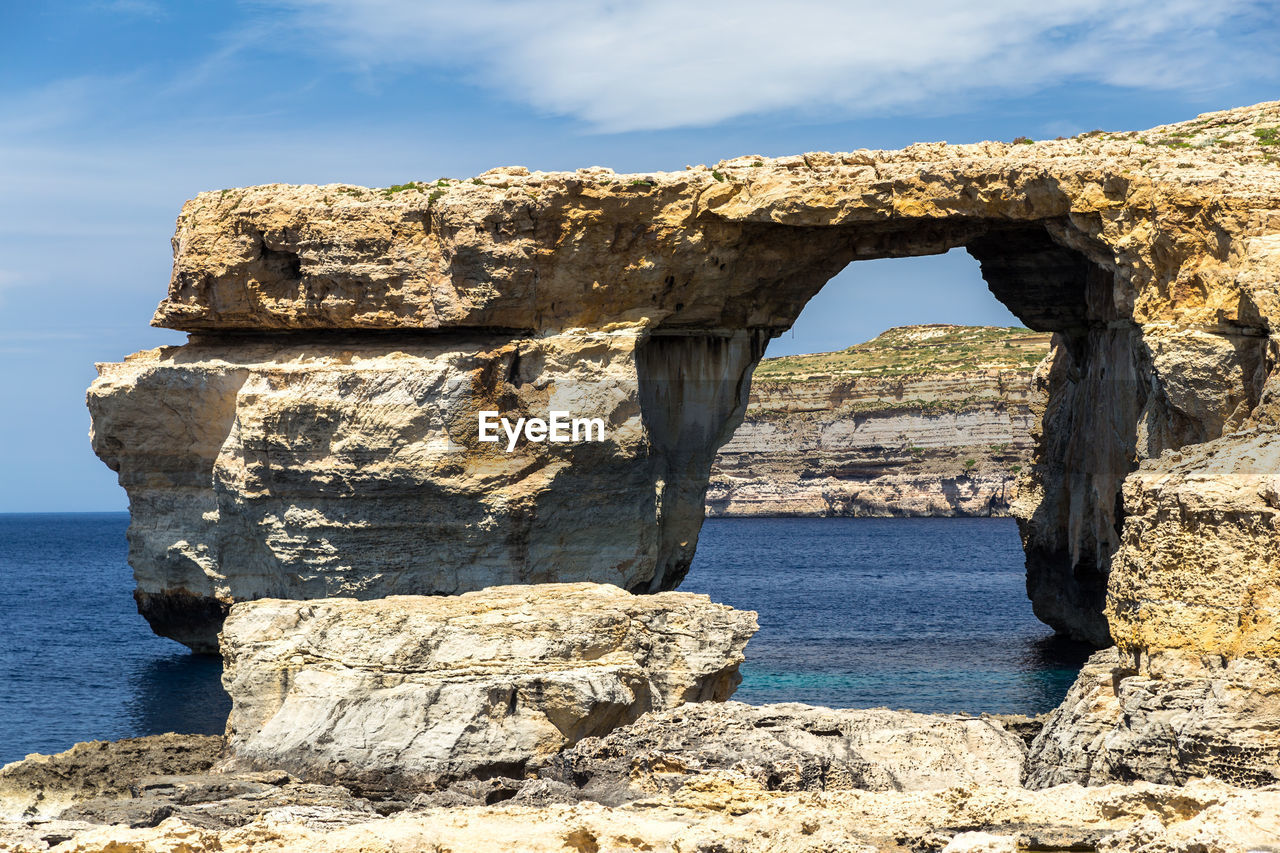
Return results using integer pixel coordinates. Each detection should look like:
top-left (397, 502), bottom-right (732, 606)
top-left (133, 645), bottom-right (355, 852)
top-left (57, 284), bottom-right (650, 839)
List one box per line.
top-left (0, 513), bottom-right (1085, 764)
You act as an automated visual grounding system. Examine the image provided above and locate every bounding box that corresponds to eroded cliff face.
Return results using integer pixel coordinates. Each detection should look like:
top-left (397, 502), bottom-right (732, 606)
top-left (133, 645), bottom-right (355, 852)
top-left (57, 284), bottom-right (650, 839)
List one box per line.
top-left (706, 325), bottom-right (1047, 517)
top-left (91, 101), bottom-right (1280, 659)
top-left (88, 332), bottom-right (760, 650)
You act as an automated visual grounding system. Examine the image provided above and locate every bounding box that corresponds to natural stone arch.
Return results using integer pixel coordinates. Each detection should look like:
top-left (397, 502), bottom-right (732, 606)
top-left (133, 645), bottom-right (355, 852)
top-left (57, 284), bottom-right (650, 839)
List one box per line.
top-left (93, 103), bottom-right (1278, 664)
top-left (629, 217), bottom-right (1149, 647)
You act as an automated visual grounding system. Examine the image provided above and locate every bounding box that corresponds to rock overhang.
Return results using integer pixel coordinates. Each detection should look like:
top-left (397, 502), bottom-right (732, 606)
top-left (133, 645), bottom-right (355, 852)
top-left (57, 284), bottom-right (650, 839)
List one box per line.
top-left (152, 100), bottom-right (1280, 338)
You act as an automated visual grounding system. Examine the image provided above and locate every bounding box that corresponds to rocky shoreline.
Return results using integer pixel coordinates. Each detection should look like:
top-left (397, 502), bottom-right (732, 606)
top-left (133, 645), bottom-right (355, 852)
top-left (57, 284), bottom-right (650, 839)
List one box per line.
top-left (4, 584), bottom-right (1278, 852)
top-left (7, 732), bottom-right (1277, 853)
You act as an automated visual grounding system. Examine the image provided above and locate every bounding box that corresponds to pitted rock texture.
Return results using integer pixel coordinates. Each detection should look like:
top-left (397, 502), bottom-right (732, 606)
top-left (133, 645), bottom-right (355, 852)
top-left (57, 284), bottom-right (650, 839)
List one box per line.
top-left (57, 772), bottom-right (377, 831)
top-left (707, 325), bottom-right (1046, 517)
top-left (218, 583), bottom-right (757, 795)
top-left (91, 101), bottom-right (1280, 652)
top-left (1108, 429), bottom-right (1280, 664)
top-left (152, 107), bottom-right (1280, 340)
top-left (540, 701), bottom-right (1026, 801)
top-left (1026, 648), bottom-right (1280, 789)
top-left (0, 735), bottom-right (224, 820)
top-left (5, 777), bottom-right (1278, 852)
top-left (1028, 427), bottom-right (1280, 788)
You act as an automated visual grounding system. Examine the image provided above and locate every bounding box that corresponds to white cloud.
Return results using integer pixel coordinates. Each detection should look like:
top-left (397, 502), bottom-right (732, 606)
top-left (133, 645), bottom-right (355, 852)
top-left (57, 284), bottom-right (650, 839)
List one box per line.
top-left (268, 0), bottom-right (1280, 131)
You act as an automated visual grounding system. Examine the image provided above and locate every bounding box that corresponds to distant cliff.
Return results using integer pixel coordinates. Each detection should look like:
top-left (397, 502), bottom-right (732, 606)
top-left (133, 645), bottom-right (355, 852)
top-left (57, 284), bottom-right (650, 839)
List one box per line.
top-left (706, 325), bottom-right (1051, 518)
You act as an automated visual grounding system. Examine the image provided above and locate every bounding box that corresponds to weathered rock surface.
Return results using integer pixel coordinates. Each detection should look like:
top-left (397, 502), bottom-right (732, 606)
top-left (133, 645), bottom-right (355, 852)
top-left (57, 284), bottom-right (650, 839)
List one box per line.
top-left (1028, 427), bottom-right (1280, 788)
top-left (0, 734), bottom-right (224, 820)
top-left (0, 763), bottom-right (381, 851)
top-left (58, 771), bottom-right (377, 830)
top-left (2, 725), bottom-right (1277, 852)
top-left (1016, 322), bottom-right (1269, 647)
top-left (707, 325), bottom-right (1047, 517)
top-left (1026, 648), bottom-right (1280, 789)
top-left (90, 101), bottom-right (1280, 652)
top-left (218, 583), bottom-right (757, 795)
top-left (540, 701), bottom-right (1026, 801)
top-left (89, 332), bottom-right (752, 651)
top-left (5, 777), bottom-right (1277, 852)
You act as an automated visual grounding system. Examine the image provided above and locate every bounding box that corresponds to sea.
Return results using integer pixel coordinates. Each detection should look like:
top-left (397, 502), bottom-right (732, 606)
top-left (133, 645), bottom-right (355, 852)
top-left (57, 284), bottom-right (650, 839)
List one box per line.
top-left (0, 513), bottom-right (1088, 765)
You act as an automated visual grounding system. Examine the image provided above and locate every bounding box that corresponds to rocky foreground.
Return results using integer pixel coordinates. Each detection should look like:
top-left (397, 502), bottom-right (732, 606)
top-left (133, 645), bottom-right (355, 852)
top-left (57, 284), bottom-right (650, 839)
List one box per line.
top-left (5, 735), bottom-right (1278, 852)
top-left (707, 325), bottom-right (1048, 517)
top-left (4, 584), bottom-right (1278, 851)
top-left (2, 584), bottom-right (1280, 850)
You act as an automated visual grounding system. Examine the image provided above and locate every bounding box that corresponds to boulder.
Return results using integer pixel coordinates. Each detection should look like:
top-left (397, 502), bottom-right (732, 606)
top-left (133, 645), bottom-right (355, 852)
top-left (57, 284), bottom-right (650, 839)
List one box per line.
top-left (218, 583), bottom-right (757, 794)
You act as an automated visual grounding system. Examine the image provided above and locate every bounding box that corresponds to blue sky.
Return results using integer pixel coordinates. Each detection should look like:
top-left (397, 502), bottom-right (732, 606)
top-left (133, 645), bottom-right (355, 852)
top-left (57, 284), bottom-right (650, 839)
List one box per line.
top-left (2, 1), bottom-right (1278, 512)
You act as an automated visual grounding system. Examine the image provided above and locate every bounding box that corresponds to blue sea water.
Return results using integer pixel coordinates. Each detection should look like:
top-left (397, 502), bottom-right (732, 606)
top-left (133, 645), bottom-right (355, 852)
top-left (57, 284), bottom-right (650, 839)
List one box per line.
top-left (0, 513), bottom-right (230, 765)
top-left (0, 513), bottom-right (1085, 765)
top-left (683, 517), bottom-right (1089, 715)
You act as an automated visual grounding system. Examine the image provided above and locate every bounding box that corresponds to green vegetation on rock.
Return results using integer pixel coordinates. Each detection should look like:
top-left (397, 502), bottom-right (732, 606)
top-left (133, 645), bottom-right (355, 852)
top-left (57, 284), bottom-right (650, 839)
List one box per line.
top-left (754, 325), bottom-right (1052, 381)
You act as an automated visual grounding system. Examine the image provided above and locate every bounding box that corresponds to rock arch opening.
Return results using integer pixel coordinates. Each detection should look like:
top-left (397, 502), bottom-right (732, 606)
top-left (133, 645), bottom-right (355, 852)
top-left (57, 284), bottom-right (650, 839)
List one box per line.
top-left (680, 248), bottom-right (1093, 713)
top-left (707, 249), bottom-right (1040, 520)
top-left (635, 216), bottom-right (1134, 650)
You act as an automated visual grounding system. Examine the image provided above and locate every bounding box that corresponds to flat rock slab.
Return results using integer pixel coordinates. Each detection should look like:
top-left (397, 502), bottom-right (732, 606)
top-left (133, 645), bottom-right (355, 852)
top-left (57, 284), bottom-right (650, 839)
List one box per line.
top-left (58, 772), bottom-right (377, 831)
top-left (10, 777), bottom-right (1277, 853)
top-left (0, 734), bottom-right (225, 820)
top-left (541, 701), bottom-right (1027, 801)
top-left (220, 583), bottom-right (757, 795)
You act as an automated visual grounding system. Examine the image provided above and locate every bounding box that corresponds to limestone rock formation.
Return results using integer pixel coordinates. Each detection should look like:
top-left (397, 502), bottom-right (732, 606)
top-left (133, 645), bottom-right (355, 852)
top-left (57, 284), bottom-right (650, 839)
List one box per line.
top-left (541, 701), bottom-right (1026, 800)
top-left (90, 101), bottom-right (1280, 653)
top-left (57, 772), bottom-right (377, 831)
top-left (1025, 648), bottom-right (1280, 788)
top-left (707, 325), bottom-right (1047, 517)
top-left (88, 333), bottom-right (739, 652)
top-left (218, 583), bottom-right (757, 794)
top-left (1028, 427), bottom-right (1280, 788)
top-left (0, 734), bottom-right (224, 820)
top-left (5, 774), bottom-right (1278, 852)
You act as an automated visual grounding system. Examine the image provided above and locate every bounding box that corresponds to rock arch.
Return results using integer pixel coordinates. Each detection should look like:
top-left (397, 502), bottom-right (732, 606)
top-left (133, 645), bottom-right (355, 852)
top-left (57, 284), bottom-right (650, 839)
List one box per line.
top-left (92, 105), bottom-right (1278, 696)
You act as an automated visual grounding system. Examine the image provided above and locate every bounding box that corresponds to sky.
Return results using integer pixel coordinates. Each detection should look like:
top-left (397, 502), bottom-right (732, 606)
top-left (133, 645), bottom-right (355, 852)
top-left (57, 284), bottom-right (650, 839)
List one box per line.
top-left (1, 1), bottom-right (1278, 512)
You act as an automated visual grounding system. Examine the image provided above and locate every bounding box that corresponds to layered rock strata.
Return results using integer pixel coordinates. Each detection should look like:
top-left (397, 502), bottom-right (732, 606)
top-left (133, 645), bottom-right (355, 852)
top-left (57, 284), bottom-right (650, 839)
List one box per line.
top-left (89, 333), bottom-right (750, 652)
top-left (707, 325), bottom-right (1048, 517)
top-left (90, 101), bottom-right (1280, 653)
top-left (217, 583), bottom-right (757, 794)
top-left (0, 734), bottom-right (224, 820)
